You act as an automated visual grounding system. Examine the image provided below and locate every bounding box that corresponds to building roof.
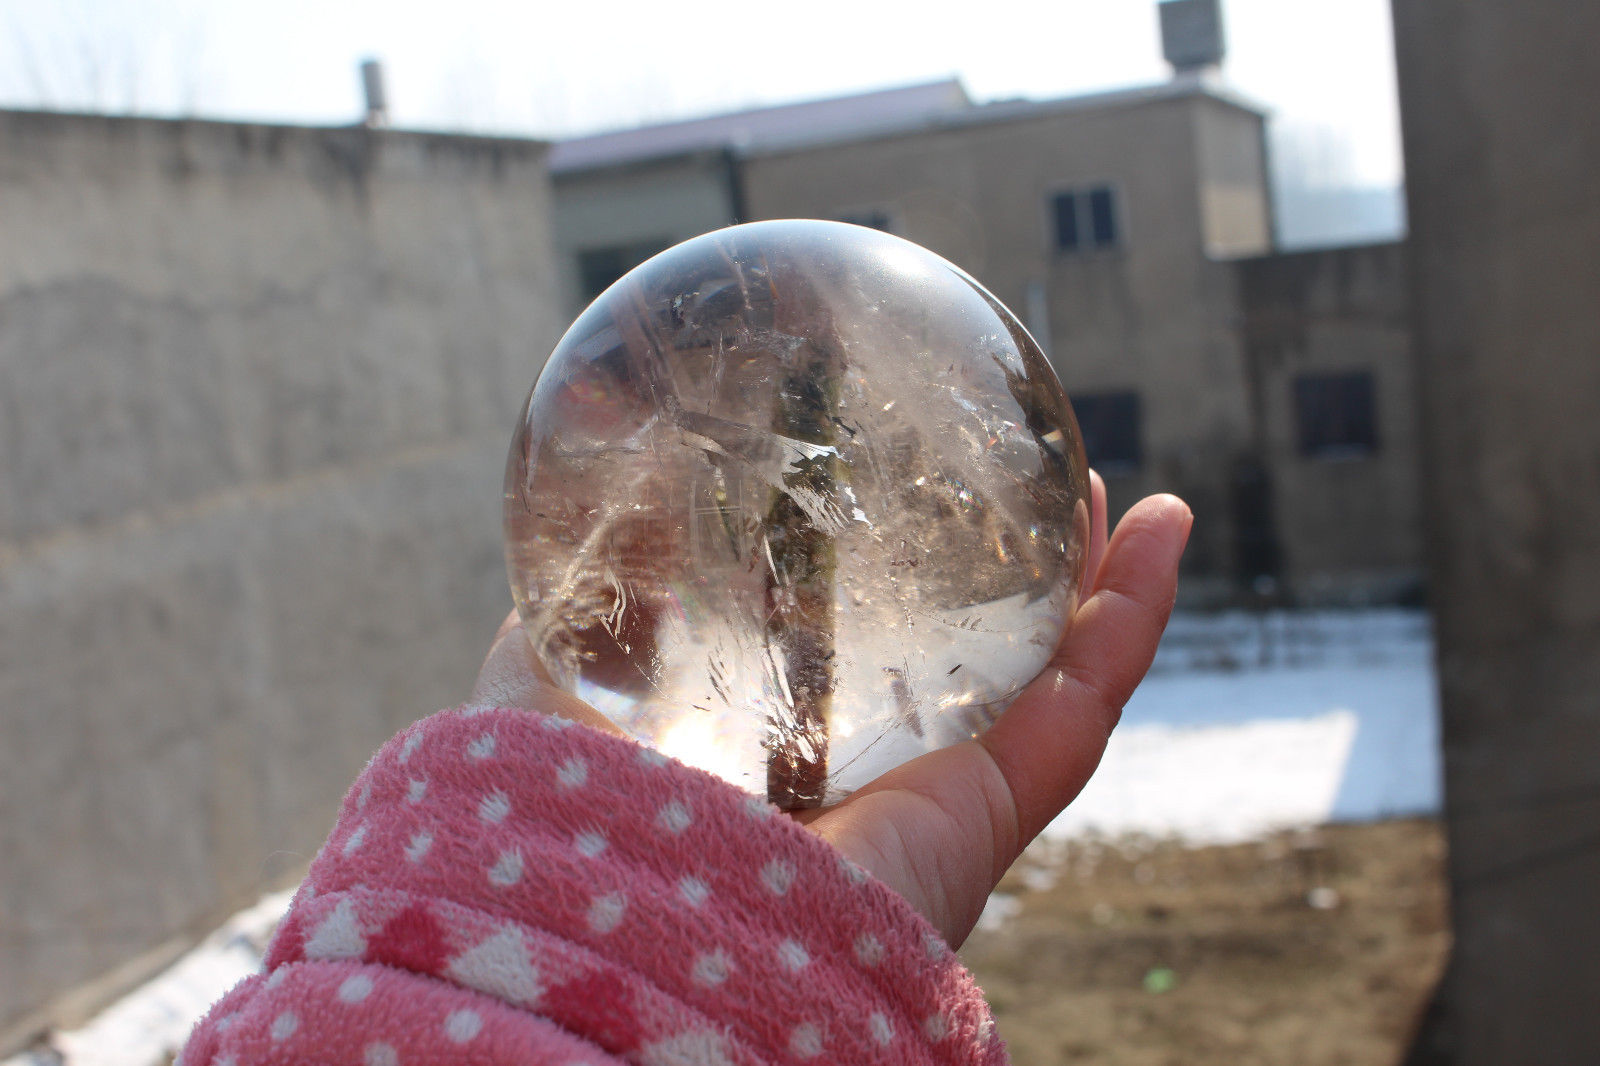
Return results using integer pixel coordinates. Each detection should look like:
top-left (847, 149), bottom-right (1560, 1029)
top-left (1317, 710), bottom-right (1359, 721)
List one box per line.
top-left (744, 73), bottom-right (1270, 161)
top-left (549, 74), bottom-right (1267, 175)
top-left (547, 78), bottom-right (972, 174)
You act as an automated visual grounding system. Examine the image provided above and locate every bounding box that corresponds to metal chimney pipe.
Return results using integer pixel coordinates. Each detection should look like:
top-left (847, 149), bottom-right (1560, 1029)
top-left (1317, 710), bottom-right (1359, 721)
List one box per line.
top-left (360, 59), bottom-right (388, 127)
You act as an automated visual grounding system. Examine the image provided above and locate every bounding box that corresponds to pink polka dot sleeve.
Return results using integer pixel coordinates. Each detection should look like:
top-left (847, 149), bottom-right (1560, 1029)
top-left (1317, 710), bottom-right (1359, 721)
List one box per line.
top-left (178, 707), bottom-right (1009, 1065)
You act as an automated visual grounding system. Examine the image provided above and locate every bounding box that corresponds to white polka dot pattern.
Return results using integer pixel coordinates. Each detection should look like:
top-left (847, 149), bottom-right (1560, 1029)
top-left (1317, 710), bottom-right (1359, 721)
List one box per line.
top-left (678, 876), bottom-right (710, 907)
top-left (789, 1022), bottom-right (824, 1058)
top-left (338, 974), bottom-right (374, 1003)
top-left (341, 825), bottom-right (368, 857)
top-left (444, 1009), bottom-right (482, 1043)
top-left (587, 891), bottom-right (627, 933)
top-left (761, 859), bottom-right (795, 896)
top-left (478, 790), bottom-right (511, 823)
top-left (692, 949), bottom-right (732, 987)
top-left (177, 706), bottom-right (1007, 1066)
top-left (557, 757), bottom-right (589, 788)
top-left (364, 1043), bottom-right (398, 1066)
top-left (269, 1011), bottom-right (297, 1041)
top-left (655, 800), bottom-right (693, 833)
top-left (398, 729), bottom-right (424, 763)
top-left (488, 849), bottom-right (524, 887)
top-left (777, 939), bottom-right (810, 971)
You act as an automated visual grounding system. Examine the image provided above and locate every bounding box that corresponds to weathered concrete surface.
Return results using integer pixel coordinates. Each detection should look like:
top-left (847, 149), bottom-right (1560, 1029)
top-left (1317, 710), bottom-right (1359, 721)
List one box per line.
top-left (551, 151), bottom-right (739, 316)
top-left (1236, 242), bottom-right (1424, 602)
top-left (1391, 0), bottom-right (1600, 1061)
top-left (0, 112), bottom-right (561, 1047)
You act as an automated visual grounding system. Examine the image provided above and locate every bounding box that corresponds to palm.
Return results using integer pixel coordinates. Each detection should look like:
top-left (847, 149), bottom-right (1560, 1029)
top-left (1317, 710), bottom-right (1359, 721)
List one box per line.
top-left (797, 479), bottom-right (1190, 945)
top-left (472, 473), bottom-right (1191, 948)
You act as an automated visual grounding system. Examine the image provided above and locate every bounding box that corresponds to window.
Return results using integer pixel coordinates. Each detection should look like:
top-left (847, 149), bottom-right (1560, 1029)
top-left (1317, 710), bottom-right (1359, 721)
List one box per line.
top-left (1072, 391), bottom-right (1143, 472)
top-left (838, 208), bottom-right (894, 232)
top-left (1052, 193), bottom-right (1080, 251)
top-left (1294, 371), bottom-right (1379, 458)
top-left (576, 238), bottom-right (671, 301)
top-left (1051, 185), bottom-right (1120, 253)
top-left (1087, 187), bottom-right (1117, 246)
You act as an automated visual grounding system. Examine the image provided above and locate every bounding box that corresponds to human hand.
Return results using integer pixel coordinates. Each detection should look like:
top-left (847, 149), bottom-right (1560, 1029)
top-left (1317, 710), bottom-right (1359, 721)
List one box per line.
top-left (470, 471), bottom-right (1191, 948)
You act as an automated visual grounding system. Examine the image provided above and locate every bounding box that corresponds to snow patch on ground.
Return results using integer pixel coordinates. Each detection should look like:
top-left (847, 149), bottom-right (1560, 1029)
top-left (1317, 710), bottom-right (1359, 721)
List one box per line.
top-left (1045, 708), bottom-right (1362, 844)
top-left (1046, 665), bottom-right (1441, 843)
top-left (1042, 608), bottom-right (1441, 845)
top-left (5, 890), bottom-right (292, 1066)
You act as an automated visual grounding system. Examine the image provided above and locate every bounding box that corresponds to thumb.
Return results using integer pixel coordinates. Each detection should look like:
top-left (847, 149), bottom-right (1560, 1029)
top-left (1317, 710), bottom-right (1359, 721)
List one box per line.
top-left (466, 610), bottom-right (624, 735)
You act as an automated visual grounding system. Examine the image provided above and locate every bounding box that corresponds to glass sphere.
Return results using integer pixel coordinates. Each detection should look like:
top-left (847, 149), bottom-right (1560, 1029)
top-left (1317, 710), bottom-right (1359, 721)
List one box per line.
top-left (505, 220), bottom-right (1089, 808)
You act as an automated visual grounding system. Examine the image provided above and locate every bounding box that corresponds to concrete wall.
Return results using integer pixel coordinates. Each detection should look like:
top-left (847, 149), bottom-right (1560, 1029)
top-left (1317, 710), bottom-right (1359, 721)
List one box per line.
top-left (1391, 0), bottom-right (1600, 1062)
top-left (741, 93), bottom-right (1269, 589)
top-left (1192, 95), bottom-right (1275, 258)
top-left (0, 112), bottom-right (562, 1046)
top-left (1236, 242), bottom-right (1424, 601)
top-left (550, 151), bottom-right (737, 315)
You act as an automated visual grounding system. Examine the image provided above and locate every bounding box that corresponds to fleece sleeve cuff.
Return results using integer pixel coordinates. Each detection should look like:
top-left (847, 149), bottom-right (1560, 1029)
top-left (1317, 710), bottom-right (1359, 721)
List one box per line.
top-left (179, 706), bottom-right (1008, 1065)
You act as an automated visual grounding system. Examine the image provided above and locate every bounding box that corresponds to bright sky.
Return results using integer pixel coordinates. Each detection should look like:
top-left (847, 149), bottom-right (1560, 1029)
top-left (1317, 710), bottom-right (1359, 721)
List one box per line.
top-left (0, 0), bottom-right (1402, 188)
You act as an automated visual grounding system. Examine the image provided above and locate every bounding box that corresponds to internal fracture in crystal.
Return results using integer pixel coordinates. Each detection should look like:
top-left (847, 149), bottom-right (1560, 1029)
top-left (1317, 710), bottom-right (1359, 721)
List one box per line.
top-left (505, 220), bottom-right (1089, 808)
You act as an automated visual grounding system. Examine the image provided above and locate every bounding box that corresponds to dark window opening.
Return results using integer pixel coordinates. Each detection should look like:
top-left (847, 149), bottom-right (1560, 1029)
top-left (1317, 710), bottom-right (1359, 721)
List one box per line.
top-left (1052, 185), bottom-right (1119, 252)
top-left (577, 238), bottom-right (671, 301)
top-left (1052, 192), bottom-right (1081, 251)
top-left (1294, 371), bottom-right (1379, 458)
top-left (1088, 186), bottom-right (1117, 246)
top-left (1072, 391), bottom-right (1143, 472)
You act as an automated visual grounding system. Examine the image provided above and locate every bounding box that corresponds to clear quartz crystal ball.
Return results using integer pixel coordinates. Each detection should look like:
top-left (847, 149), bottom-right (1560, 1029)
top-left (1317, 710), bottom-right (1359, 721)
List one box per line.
top-left (505, 220), bottom-right (1089, 808)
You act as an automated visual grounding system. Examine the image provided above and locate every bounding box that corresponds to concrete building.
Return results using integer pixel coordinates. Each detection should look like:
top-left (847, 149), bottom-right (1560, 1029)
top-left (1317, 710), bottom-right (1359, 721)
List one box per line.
top-left (547, 78), bottom-right (971, 316)
top-left (551, 74), bottom-right (1421, 602)
top-left (738, 80), bottom-right (1274, 591)
top-left (0, 111), bottom-right (562, 1048)
top-left (1235, 241), bottom-right (1422, 602)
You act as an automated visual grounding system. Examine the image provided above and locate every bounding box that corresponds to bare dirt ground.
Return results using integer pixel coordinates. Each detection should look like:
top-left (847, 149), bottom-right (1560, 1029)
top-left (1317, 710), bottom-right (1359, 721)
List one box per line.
top-left (960, 819), bottom-right (1450, 1066)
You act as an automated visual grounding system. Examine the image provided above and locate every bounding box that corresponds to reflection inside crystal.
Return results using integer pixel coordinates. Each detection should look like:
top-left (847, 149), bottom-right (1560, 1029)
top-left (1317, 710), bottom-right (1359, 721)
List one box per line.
top-left (505, 220), bottom-right (1089, 808)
